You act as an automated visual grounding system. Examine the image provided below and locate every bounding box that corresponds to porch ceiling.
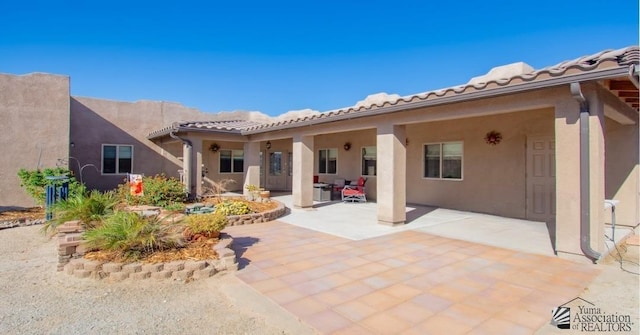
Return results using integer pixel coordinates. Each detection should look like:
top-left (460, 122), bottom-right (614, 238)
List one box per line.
top-left (607, 78), bottom-right (639, 112)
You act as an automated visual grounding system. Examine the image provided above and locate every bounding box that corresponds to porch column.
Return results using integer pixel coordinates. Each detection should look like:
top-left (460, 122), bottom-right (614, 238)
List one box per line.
top-left (555, 85), bottom-right (605, 259)
top-left (243, 141), bottom-right (261, 197)
top-left (191, 138), bottom-right (204, 198)
top-left (292, 135), bottom-right (314, 208)
top-left (586, 88), bottom-right (606, 255)
top-left (376, 124), bottom-right (406, 225)
top-left (182, 142), bottom-right (192, 196)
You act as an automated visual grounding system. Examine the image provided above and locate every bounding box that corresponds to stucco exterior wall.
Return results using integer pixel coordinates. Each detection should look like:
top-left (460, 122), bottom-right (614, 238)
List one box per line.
top-left (70, 97), bottom-right (213, 191)
top-left (0, 73), bottom-right (70, 208)
top-left (605, 116), bottom-right (640, 226)
top-left (202, 140), bottom-right (246, 192)
top-left (314, 129), bottom-right (378, 200)
top-left (405, 108), bottom-right (554, 219)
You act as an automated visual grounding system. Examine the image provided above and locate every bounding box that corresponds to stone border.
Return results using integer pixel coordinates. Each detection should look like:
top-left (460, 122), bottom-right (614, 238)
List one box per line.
top-left (0, 218), bottom-right (45, 230)
top-left (226, 199), bottom-right (286, 226)
top-left (57, 221), bottom-right (238, 281)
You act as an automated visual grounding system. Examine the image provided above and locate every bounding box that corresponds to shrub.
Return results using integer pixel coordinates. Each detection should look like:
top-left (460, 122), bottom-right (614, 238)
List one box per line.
top-left (43, 190), bottom-right (118, 234)
top-left (117, 174), bottom-right (186, 208)
top-left (185, 212), bottom-right (228, 236)
top-left (17, 167), bottom-right (85, 206)
top-left (83, 211), bottom-right (184, 260)
top-left (215, 201), bottom-right (252, 216)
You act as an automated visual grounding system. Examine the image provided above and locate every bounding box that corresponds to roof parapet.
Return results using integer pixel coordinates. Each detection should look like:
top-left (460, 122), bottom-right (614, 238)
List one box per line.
top-left (468, 62), bottom-right (535, 85)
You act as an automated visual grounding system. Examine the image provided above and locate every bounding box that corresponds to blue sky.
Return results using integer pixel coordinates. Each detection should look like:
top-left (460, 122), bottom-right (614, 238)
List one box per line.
top-left (1, 0), bottom-right (638, 116)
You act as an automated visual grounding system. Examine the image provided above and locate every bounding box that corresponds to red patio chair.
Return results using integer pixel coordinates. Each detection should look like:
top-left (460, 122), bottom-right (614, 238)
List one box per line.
top-left (342, 177), bottom-right (367, 202)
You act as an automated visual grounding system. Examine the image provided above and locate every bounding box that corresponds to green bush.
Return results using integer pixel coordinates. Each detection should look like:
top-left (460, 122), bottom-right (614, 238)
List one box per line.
top-left (83, 211), bottom-right (184, 260)
top-left (43, 190), bottom-right (118, 234)
top-left (117, 174), bottom-right (186, 208)
top-left (185, 212), bottom-right (228, 235)
top-left (17, 167), bottom-right (85, 206)
top-left (215, 201), bottom-right (252, 216)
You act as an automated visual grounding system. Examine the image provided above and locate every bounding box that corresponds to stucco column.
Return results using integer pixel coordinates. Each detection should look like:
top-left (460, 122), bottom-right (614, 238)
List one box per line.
top-left (243, 141), bottom-right (261, 197)
top-left (190, 138), bottom-right (204, 198)
top-left (376, 124), bottom-right (406, 225)
top-left (555, 98), bottom-right (582, 256)
top-left (555, 87), bottom-right (606, 259)
top-left (587, 88), bottom-right (606, 255)
top-left (182, 142), bottom-right (192, 196)
top-left (292, 135), bottom-right (314, 208)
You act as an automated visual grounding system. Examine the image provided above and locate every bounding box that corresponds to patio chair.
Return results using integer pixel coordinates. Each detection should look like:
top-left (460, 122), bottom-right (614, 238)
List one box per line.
top-left (333, 178), bottom-right (345, 195)
top-left (342, 177), bottom-right (367, 202)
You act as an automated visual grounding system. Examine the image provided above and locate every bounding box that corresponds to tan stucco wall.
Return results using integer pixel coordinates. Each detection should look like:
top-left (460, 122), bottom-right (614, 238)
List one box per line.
top-left (314, 129), bottom-right (378, 200)
top-left (0, 73), bottom-right (70, 208)
top-left (70, 97), bottom-right (215, 191)
top-left (202, 140), bottom-right (246, 192)
top-left (406, 108), bottom-right (554, 218)
top-left (605, 116), bottom-right (640, 227)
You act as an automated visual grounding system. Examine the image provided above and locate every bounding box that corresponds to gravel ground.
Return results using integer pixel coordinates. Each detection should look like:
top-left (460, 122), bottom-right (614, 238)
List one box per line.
top-left (0, 225), bottom-right (317, 335)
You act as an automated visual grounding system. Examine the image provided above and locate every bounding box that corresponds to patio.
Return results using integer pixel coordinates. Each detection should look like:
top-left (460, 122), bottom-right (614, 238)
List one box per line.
top-left (270, 193), bottom-right (555, 257)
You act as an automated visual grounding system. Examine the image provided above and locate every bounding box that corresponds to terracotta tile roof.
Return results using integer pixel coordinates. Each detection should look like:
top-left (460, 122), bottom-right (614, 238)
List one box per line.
top-left (148, 120), bottom-right (264, 138)
top-left (243, 45), bottom-right (639, 133)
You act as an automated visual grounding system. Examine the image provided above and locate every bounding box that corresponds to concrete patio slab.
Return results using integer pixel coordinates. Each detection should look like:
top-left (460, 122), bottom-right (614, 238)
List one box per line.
top-left (272, 193), bottom-right (554, 256)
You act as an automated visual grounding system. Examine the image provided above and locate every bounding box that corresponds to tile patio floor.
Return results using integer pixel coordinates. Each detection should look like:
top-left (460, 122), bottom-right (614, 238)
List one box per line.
top-left (224, 221), bottom-right (601, 335)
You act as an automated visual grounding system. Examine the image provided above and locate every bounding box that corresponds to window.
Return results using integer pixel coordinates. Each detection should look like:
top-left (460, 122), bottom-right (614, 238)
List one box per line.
top-left (361, 146), bottom-right (377, 176)
top-left (424, 142), bottom-right (463, 179)
top-left (269, 151), bottom-right (282, 176)
top-left (318, 148), bottom-right (337, 174)
top-left (219, 149), bottom-right (244, 173)
top-left (102, 144), bottom-right (133, 174)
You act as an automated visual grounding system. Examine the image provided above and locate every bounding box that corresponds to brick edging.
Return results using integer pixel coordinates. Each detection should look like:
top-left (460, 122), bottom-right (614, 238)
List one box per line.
top-left (226, 199), bottom-right (286, 226)
top-left (57, 220), bottom-right (238, 282)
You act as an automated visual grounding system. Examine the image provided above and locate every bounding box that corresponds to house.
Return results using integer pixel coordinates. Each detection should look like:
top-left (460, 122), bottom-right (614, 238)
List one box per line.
top-left (1, 46), bottom-right (638, 263)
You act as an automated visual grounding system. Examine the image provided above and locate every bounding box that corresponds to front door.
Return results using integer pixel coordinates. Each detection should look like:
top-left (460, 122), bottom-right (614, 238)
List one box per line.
top-left (266, 151), bottom-right (291, 191)
top-left (526, 136), bottom-right (556, 222)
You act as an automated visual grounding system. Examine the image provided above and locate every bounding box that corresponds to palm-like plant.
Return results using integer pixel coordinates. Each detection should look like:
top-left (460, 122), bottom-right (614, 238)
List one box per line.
top-left (43, 190), bottom-right (118, 234)
top-left (83, 211), bottom-right (185, 260)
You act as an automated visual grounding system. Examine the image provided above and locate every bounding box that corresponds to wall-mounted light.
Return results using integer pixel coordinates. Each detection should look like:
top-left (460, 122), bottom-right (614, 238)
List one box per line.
top-left (405, 138), bottom-right (409, 146)
top-left (343, 142), bottom-right (351, 151)
top-left (266, 141), bottom-right (272, 150)
top-left (70, 142), bottom-right (75, 148)
top-left (209, 143), bottom-right (220, 152)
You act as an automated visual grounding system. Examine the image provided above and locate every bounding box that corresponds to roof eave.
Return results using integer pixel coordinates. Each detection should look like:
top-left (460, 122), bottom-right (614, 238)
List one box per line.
top-left (241, 66), bottom-right (632, 135)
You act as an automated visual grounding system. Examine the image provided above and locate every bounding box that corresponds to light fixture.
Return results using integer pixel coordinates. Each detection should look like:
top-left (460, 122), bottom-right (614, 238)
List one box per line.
top-left (343, 142), bottom-right (351, 151)
top-left (266, 141), bottom-right (272, 149)
top-left (209, 143), bottom-right (219, 152)
top-left (405, 138), bottom-right (409, 146)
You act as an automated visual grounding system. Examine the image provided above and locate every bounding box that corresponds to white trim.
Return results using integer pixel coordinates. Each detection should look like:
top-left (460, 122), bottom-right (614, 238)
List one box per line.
top-left (101, 144), bottom-right (134, 175)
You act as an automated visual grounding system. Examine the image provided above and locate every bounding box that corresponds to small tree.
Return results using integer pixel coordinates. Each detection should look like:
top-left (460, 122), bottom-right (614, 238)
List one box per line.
top-left (17, 167), bottom-right (85, 206)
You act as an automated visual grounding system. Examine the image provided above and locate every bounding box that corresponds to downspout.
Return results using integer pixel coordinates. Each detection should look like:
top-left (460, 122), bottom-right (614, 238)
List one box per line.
top-left (570, 82), bottom-right (601, 263)
top-left (169, 128), bottom-right (194, 199)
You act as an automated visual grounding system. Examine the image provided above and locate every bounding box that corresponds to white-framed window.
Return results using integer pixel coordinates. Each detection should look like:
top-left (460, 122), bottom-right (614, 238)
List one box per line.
top-left (318, 148), bottom-right (337, 174)
top-left (102, 144), bottom-right (133, 174)
top-left (219, 149), bottom-right (244, 173)
top-left (361, 146), bottom-right (377, 176)
top-left (424, 142), bottom-right (463, 180)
